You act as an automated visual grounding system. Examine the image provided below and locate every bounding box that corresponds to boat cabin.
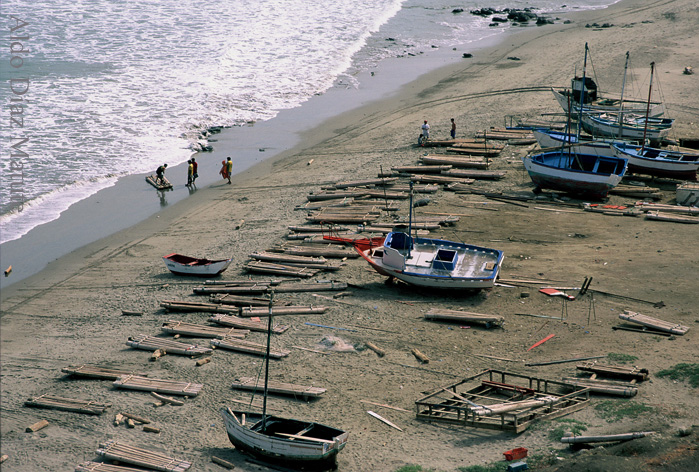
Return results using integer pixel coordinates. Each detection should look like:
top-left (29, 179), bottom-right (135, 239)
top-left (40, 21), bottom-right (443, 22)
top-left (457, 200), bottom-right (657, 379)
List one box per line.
top-left (433, 249), bottom-right (458, 271)
top-left (385, 231), bottom-right (413, 252)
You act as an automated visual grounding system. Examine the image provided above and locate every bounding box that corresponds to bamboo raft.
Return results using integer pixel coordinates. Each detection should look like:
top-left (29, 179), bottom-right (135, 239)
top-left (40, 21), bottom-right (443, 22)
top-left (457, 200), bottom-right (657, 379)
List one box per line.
top-left (61, 364), bottom-right (148, 380)
top-left (392, 165), bottom-right (452, 174)
top-left (420, 155), bottom-right (489, 169)
top-left (203, 279), bottom-right (282, 286)
top-left (96, 440), bottom-right (191, 472)
top-left (245, 261), bottom-right (320, 277)
top-left (419, 138), bottom-right (492, 147)
top-left (161, 320), bottom-right (248, 338)
top-left (25, 394), bottom-right (111, 415)
top-left (306, 190), bottom-right (370, 201)
top-left (288, 225), bottom-right (351, 233)
top-left (272, 281), bottom-right (348, 292)
top-left (635, 202), bottom-right (699, 215)
top-left (560, 377), bottom-right (638, 397)
top-left (644, 210), bottom-right (699, 224)
top-left (411, 174), bottom-right (475, 185)
top-left (126, 335), bottom-right (213, 357)
top-left (576, 362), bottom-right (649, 382)
top-left (475, 127), bottom-right (536, 142)
top-left (113, 375), bottom-right (203, 396)
top-left (249, 251), bottom-right (341, 270)
top-left (441, 169), bottom-right (506, 180)
top-left (211, 338), bottom-right (291, 358)
top-left (194, 285), bottom-right (271, 295)
top-left (424, 308), bottom-right (505, 327)
top-left (77, 462), bottom-right (159, 472)
top-left (446, 146), bottom-right (502, 157)
top-left (231, 376), bottom-right (326, 399)
top-left (306, 213), bottom-right (381, 224)
top-left (560, 431), bottom-right (655, 444)
top-left (278, 245), bottom-right (359, 258)
top-left (619, 310), bottom-right (689, 335)
top-left (160, 300), bottom-right (240, 314)
top-left (208, 313), bottom-right (290, 334)
top-left (145, 175), bottom-right (173, 190)
top-left (332, 177), bottom-right (399, 188)
top-left (384, 183), bottom-right (440, 193)
top-left (240, 305), bottom-right (328, 317)
top-left (209, 294), bottom-right (274, 306)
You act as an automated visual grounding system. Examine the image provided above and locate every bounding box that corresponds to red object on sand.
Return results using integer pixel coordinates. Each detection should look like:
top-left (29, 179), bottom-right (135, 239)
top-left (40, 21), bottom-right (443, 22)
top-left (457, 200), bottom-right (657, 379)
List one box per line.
top-left (504, 447), bottom-right (528, 461)
top-left (539, 288), bottom-right (575, 300)
top-left (527, 334), bottom-right (555, 351)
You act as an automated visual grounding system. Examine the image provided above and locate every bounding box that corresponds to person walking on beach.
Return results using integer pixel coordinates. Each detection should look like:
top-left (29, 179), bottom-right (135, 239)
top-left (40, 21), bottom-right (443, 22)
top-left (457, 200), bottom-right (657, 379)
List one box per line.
top-left (186, 159), bottom-right (194, 186)
top-left (225, 156), bottom-right (233, 184)
top-left (450, 118), bottom-right (456, 139)
top-left (421, 120), bottom-right (430, 141)
top-left (219, 159), bottom-right (229, 181)
top-left (191, 157), bottom-right (198, 183)
top-left (155, 163), bottom-right (167, 185)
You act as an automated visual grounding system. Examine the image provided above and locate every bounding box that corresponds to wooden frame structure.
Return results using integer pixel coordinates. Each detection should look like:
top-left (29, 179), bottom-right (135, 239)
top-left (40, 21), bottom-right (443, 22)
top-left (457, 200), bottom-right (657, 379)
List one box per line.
top-left (415, 369), bottom-right (590, 433)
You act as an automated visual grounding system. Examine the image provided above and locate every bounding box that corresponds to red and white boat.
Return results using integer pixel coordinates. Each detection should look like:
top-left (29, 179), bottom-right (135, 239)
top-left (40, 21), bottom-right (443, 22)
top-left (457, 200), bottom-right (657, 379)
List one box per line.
top-left (162, 253), bottom-right (232, 276)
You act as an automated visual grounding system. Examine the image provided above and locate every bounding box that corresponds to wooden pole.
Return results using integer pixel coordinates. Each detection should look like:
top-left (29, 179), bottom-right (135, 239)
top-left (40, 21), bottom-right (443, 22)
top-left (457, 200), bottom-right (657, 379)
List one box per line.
top-left (211, 456), bottom-right (236, 469)
top-left (26, 419), bottom-right (49, 432)
top-left (411, 348), bottom-right (429, 363)
top-left (366, 342), bottom-right (386, 357)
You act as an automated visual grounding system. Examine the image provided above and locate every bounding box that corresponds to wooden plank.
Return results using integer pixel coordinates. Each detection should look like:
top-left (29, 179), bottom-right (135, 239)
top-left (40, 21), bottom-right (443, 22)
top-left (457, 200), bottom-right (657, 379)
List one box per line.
top-left (619, 310), bottom-right (689, 335)
top-left (211, 338), bottom-right (290, 358)
top-left (231, 376), bottom-right (325, 398)
top-left (367, 410), bottom-right (403, 431)
top-left (61, 364), bottom-right (149, 380)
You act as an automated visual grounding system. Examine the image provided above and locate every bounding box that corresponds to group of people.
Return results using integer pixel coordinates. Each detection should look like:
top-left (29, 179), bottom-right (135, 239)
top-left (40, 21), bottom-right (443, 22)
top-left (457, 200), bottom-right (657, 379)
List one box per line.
top-left (418, 118), bottom-right (456, 145)
top-left (154, 156), bottom-right (233, 187)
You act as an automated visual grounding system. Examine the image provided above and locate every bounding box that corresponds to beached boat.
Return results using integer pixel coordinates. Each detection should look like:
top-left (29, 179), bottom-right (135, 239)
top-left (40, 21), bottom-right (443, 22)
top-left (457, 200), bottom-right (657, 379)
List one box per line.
top-left (354, 230), bottom-right (503, 290)
top-left (522, 150), bottom-right (627, 199)
top-left (580, 113), bottom-right (673, 141)
top-left (221, 302), bottom-right (348, 469)
top-left (162, 253), bottom-right (232, 276)
top-left (533, 129), bottom-right (619, 157)
top-left (612, 143), bottom-right (699, 180)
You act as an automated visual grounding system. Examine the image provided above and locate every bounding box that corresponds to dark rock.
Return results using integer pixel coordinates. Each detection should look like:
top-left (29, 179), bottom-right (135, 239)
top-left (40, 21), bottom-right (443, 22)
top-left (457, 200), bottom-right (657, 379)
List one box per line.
top-left (452, 8), bottom-right (464, 14)
top-left (462, 53), bottom-right (473, 58)
top-left (492, 17), bottom-right (508, 23)
top-left (507, 56), bottom-right (521, 61)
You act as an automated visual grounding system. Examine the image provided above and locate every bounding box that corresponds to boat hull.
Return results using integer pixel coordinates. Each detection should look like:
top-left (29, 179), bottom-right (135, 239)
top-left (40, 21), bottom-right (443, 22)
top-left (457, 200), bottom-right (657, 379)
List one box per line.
top-left (533, 129), bottom-right (619, 158)
top-left (522, 151), bottom-right (627, 199)
top-left (580, 114), bottom-right (671, 141)
top-left (221, 409), bottom-right (348, 470)
top-left (552, 88), bottom-right (665, 118)
top-left (612, 143), bottom-right (699, 180)
top-left (163, 253), bottom-right (232, 276)
top-left (356, 233), bottom-right (504, 290)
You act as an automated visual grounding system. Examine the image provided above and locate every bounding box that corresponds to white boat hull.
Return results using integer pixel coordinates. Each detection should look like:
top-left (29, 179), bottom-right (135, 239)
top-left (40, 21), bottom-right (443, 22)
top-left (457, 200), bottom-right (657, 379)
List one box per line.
top-left (163, 253), bottom-right (232, 276)
top-left (221, 408), bottom-right (348, 468)
top-left (580, 114), bottom-right (671, 141)
top-left (552, 88), bottom-right (665, 118)
top-left (357, 233), bottom-right (504, 290)
top-left (612, 143), bottom-right (699, 180)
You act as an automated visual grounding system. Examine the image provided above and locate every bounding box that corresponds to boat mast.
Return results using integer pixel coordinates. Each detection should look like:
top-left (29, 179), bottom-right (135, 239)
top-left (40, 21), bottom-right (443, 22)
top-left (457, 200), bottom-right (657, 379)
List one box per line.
top-left (407, 181), bottom-right (413, 259)
top-left (641, 62), bottom-right (655, 152)
top-left (617, 51), bottom-right (629, 138)
top-left (261, 293), bottom-right (274, 432)
top-left (576, 43), bottom-right (589, 140)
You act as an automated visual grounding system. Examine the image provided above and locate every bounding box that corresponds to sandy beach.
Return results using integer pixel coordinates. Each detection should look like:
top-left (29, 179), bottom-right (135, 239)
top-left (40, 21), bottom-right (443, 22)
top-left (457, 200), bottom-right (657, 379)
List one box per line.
top-left (1, 1), bottom-right (698, 471)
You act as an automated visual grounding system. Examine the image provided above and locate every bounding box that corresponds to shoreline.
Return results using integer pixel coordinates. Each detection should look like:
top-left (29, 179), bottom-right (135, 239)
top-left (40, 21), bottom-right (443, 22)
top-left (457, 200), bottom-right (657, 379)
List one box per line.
top-left (0, 25), bottom-right (512, 291)
top-left (1, 1), bottom-right (698, 471)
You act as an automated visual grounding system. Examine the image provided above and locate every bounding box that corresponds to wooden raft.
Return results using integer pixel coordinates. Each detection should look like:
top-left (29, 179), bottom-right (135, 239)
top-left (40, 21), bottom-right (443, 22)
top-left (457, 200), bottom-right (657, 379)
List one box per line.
top-left (160, 300), bottom-right (240, 314)
top-left (576, 362), bottom-right (649, 382)
top-left (161, 320), bottom-right (248, 338)
top-left (126, 335), bottom-right (213, 357)
top-left (211, 338), bottom-right (290, 358)
top-left (209, 313), bottom-right (290, 334)
top-left (25, 394), bottom-right (110, 415)
top-left (245, 261), bottom-right (319, 278)
top-left (96, 440), bottom-right (191, 472)
top-left (619, 310), bottom-right (689, 335)
top-left (420, 155), bottom-right (489, 169)
top-left (239, 305), bottom-right (327, 317)
top-left (424, 308), bottom-right (504, 327)
top-left (145, 175), bottom-right (173, 190)
top-left (210, 294), bottom-right (274, 306)
top-left (231, 376), bottom-right (326, 399)
top-left (113, 375), bottom-right (203, 396)
top-left (77, 462), bottom-right (156, 472)
top-left (61, 364), bottom-right (148, 380)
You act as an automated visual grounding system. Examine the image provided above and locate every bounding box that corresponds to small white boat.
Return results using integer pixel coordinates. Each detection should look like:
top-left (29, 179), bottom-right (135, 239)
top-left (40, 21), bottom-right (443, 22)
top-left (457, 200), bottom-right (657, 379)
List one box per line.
top-left (522, 150), bottom-right (627, 199)
top-left (612, 143), bottom-right (699, 180)
top-left (355, 231), bottom-right (504, 290)
top-left (162, 253), bottom-right (232, 276)
top-left (221, 408), bottom-right (349, 469)
top-left (533, 129), bottom-right (618, 158)
top-left (580, 113), bottom-right (673, 141)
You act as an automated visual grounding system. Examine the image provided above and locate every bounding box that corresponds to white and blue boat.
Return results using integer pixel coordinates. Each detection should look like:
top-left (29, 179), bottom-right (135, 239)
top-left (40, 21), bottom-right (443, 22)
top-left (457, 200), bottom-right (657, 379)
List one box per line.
top-left (612, 142), bottom-right (699, 180)
top-left (522, 150), bottom-right (628, 199)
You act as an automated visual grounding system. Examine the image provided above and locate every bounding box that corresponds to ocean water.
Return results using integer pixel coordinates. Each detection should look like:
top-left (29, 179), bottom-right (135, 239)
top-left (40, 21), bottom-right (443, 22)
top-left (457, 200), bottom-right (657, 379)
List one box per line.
top-left (0, 0), bottom-right (618, 244)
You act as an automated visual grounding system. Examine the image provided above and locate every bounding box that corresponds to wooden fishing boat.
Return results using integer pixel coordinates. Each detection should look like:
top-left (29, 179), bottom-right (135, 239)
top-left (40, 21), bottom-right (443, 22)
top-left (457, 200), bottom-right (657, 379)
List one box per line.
top-left (580, 113), bottom-right (673, 141)
top-left (162, 253), bottom-right (232, 276)
top-left (612, 142), bottom-right (699, 180)
top-left (522, 150), bottom-right (627, 199)
top-left (552, 88), bottom-right (665, 118)
top-left (533, 129), bottom-right (622, 158)
top-left (221, 300), bottom-right (348, 468)
top-left (355, 231), bottom-right (503, 290)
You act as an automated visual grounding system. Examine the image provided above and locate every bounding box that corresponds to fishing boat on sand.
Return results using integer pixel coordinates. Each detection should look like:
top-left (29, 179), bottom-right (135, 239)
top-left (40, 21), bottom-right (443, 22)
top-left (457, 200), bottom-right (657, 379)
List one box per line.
top-left (162, 253), bottom-right (232, 276)
top-left (221, 300), bottom-right (348, 469)
top-left (522, 150), bottom-right (627, 199)
top-left (612, 142), bottom-right (699, 180)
